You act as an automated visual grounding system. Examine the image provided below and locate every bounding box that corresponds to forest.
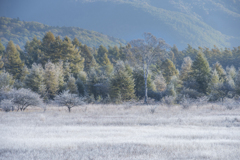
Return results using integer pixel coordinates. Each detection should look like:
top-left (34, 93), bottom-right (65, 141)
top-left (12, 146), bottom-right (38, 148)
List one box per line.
top-left (0, 31), bottom-right (240, 111)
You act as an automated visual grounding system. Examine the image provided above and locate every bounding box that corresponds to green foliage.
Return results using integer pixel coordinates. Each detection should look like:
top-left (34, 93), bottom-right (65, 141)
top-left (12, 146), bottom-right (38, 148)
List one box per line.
top-left (81, 44), bottom-right (97, 73)
top-left (161, 59), bottom-right (178, 84)
top-left (0, 71), bottom-right (15, 89)
top-left (179, 56), bottom-right (192, 82)
top-left (24, 63), bottom-right (45, 93)
top-left (110, 61), bottom-right (135, 101)
top-left (133, 69), bottom-right (155, 98)
top-left (96, 45), bottom-right (108, 65)
top-left (44, 61), bottom-right (59, 99)
top-left (67, 75), bottom-right (78, 94)
top-left (0, 39), bottom-right (5, 56)
top-left (191, 52), bottom-right (211, 94)
top-left (4, 41), bottom-right (24, 79)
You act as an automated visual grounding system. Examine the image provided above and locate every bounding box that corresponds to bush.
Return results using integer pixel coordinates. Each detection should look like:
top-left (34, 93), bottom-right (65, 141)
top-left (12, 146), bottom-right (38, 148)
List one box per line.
top-left (10, 88), bottom-right (43, 111)
top-left (0, 99), bottom-right (14, 112)
top-left (54, 90), bottom-right (84, 112)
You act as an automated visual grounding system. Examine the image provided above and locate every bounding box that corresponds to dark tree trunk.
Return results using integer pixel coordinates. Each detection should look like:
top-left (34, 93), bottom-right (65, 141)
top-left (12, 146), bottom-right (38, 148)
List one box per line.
top-left (68, 107), bottom-right (71, 112)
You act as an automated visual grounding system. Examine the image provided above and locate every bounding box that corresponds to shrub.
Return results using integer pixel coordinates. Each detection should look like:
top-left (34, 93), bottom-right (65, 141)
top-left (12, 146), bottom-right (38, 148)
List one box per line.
top-left (0, 99), bottom-right (14, 112)
top-left (54, 90), bottom-right (84, 112)
top-left (10, 88), bottom-right (43, 111)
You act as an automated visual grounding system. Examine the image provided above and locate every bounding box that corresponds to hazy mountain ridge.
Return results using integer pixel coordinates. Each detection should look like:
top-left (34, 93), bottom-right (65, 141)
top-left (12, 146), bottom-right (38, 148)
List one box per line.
top-left (0, 0), bottom-right (239, 49)
top-left (71, 0), bottom-right (239, 48)
top-left (0, 17), bottom-right (126, 48)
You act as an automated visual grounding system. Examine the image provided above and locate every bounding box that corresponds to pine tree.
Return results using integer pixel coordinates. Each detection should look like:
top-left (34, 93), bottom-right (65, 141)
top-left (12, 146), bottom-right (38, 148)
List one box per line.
top-left (40, 32), bottom-right (55, 65)
top-left (108, 45), bottom-right (120, 62)
top-left (235, 69), bottom-right (240, 95)
top-left (24, 36), bottom-right (42, 67)
top-left (67, 75), bottom-right (78, 94)
top-left (154, 73), bottom-right (167, 92)
top-left (44, 61), bottom-right (59, 99)
top-left (55, 61), bottom-right (65, 93)
top-left (72, 37), bottom-right (82, 48)
top-left (76, 71), bottom-right (87, 97)
top-left (133, 69), bottom-right (155, 98)
top-left (4, 41), bottom-right (24, 79)
top-left (212, 62), bottom-right (226, 82)
top-left (161, 59), bottom-right (178, 84)
top-left (0, 39), bottom-right (5, 56)
top-left (180, 56), bottom-right (192, 82)
top-left (0, 39), bottom-right (5, 70)
top-left (48, 36), bottom-right (63, 63)
top-left (97, 45), bottom-right (108, 65)
top-left (226, 65), bottom-right (236, 80)
top-left (102, 53), bottom-right (113, 76)
top-left (19, 66), bottom-right (29, 82)
top-left (24, 63), bottom-right (45, 93)
top-left (191, 52), bottom-right (211, 94)
top-left (110, 61), bottom-right (135, 101)
top-left (81, 44), bottom-right (97, 73)
top-left (62, 36), bottom-right (84, 77)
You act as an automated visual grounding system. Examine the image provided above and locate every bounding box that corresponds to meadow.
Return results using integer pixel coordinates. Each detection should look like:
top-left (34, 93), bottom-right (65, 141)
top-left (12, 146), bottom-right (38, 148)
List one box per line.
top-left (0, 103), bottom-right (240, 160)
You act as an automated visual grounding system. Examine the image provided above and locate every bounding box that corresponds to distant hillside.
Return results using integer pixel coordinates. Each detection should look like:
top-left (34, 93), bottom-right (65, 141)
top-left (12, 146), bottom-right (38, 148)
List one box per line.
top-left (0, 0), bottom-right (239, 49)
top-left (0, 17), bottom-right (126, 48)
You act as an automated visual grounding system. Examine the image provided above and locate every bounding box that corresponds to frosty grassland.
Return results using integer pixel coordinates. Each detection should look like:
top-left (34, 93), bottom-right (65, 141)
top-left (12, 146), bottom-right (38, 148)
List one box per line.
top-left (0, 104), bottom-right (240, 160)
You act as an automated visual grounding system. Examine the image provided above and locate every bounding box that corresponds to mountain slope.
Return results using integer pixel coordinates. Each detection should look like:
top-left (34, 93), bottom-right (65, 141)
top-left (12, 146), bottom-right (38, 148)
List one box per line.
top-left (0, 17), bottom-right (126, 48)
top-left (0, 0), bottom-right (239, 49)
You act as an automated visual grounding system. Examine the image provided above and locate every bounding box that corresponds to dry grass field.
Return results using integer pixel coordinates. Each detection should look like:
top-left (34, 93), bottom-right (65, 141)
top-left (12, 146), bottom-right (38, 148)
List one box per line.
top-left (0, 104), bottom-right (240, 160)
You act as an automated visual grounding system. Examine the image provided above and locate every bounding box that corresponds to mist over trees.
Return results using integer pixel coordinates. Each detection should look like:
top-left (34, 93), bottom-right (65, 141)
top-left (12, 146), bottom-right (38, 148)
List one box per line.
top-left (0, 31), bottom-right (240, 110)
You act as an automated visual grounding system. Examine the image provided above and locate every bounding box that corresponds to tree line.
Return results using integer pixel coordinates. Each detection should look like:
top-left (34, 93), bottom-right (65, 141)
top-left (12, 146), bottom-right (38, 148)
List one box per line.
top-left (0, 32), bottom-right (240, 109)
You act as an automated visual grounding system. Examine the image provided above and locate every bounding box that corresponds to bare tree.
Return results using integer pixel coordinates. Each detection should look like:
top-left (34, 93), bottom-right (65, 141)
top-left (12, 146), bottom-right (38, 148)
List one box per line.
top-left (129, 33), bottom-right (169, 103)
top-left (54, 90), bottom-right (84, 112)
top-left (10, 88), bottom-right (43, 111)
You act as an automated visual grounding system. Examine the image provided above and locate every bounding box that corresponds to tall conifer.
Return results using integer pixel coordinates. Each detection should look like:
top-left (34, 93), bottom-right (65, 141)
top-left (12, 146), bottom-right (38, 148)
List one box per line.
top-left (4, 41), bottom-right (24, 79)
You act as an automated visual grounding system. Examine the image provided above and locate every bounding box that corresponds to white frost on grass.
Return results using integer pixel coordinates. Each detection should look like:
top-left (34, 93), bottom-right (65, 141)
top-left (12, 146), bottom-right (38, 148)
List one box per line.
top-left (0, 104), bottom-right (240, 159)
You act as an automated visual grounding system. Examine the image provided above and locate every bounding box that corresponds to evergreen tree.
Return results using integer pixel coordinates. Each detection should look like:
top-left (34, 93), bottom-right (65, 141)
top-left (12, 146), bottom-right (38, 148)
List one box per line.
top-left (24, 36), bottom-right (42, 67)
top-left (72, 37), bottom-right (82, 48)
top-left (161, 59), bottom-right (178, 84)
top-left (97, 45), bottom-right (108, 65)
top-left (171, 44), bottom-right (184, 68)
top-left (191, 52), bottom-right (211, 94)
top-left (24, 63), bottom-right (45, 93)
top-left (133, 69), bottom-right (155, 98)
top-left (184, 44), bottom-right (198, 59)
top-left (44, 61), bottom-right (59, 99)
top-left (108, 45), bottom-right (120, 62)
top-left (0, 39), bottom-right (5, 71)
top-left (48, 36), bottom-right (64, 63)
top-left (4, 41), bottom-right (24, 79)
top-left (40, 31), bottom-right (55, 65)
top-left (102, 53), bottom-right (113, 76)
top-left (235, 69), bottom-right (240, 95)
top-left (180, 56), bottom-right (192, 82)
top-left (62, 36), bottom-right (84, 77)
top-left (0, 71), bottom-right (15, 89)
top-left (110, 61), bottom-right (135, 101)
top-left (19, 66), bottom-right (29, 82)
top-left (55, 61), bottom-right (65, 93)
top-left (76, 72), bottom-right (86, 97)
top-left (81, 45), bottom-right (97, 73)
top-left (212, 62), bottom-right (226, 82)
top-left (0, 39), bottom-right (5, 56)
top-left (67, 75), bottom-right (78, 94)
top-left (0, 40), bottom-right (4, 71)
top-left (154, 73), bottom-right (167, 92)
top-left (226, 65), bottom-right (236, 80)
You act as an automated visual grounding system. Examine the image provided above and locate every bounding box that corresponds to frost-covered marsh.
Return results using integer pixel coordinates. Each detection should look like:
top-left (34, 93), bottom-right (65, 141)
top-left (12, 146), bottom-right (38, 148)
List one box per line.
top-left (0, 104), bottom-right (240, 160)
